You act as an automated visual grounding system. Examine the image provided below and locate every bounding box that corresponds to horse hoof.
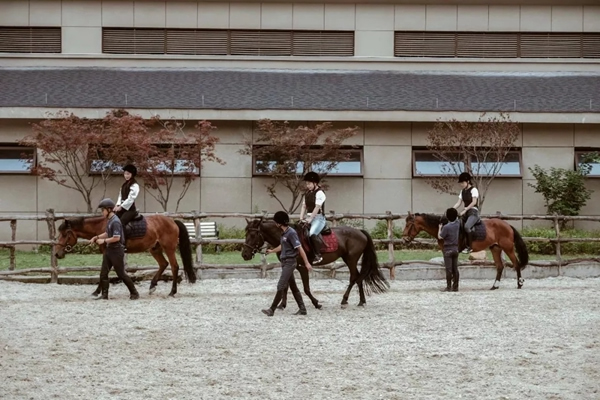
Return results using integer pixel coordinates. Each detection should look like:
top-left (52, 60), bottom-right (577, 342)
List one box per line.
top-left (518, 285), bottom-right (523, 289)
top-left (340, 303), bottom-right (348, 309)
top-left (149, 286), bottom-right (156, 295)
top-left (490, 286), bottom-right (499, 290)
top-left (315, 303), bottom-right (323, 310)
top-left (357, 303), bottom-right (365, 307)
top-left (168, 292), bottom-right (176, 297)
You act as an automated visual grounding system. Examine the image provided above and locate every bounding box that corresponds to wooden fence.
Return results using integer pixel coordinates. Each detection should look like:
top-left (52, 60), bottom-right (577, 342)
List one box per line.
top-left (0, 209), bottom-right (599, 283)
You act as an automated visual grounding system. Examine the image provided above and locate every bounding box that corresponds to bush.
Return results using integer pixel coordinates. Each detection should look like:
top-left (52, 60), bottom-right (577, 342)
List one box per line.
top-left (202, 224), bottom-right (246, 254)
top-left (521, 227), bottom-right (600, 255)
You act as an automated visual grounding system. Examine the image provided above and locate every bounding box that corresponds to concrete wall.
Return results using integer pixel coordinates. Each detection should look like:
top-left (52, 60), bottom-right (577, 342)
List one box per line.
top-left (1, 118), bottom-right (599, 241)
top-left (0, 1), bottom-right (598, 57)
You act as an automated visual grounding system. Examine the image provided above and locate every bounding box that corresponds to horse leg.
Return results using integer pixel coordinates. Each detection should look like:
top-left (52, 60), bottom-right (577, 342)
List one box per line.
top-left (341, 257), bottom-right (361, 308)
top-left (504, 247), bottom-right (524, 289)
top-left (149, 247), bottom-right (169, 295)
top-left (490, 246), bottom-right (504, 290)
top-left (164, 248), bottom-right (180, 297)
top-left (296, 264), bottom-right (321, 309)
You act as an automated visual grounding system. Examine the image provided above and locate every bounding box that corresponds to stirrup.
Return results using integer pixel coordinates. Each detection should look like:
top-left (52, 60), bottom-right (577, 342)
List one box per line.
top-left (462, 247), bottom-right (472, 254)
top-left (313, 255), bottom-right (323, 263)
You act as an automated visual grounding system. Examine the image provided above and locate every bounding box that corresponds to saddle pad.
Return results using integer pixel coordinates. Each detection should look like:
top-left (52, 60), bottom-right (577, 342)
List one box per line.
top-left (471, 221), bottom-right (487, 242)
top-left (125, 217), bottom-right (147, 239)
top-left (299, 227), bottom-right (339, 255)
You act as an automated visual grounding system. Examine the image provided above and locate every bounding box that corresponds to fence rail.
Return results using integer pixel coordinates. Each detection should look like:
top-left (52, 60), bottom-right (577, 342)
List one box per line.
top-left (1, 209), bottom-right (599, 282)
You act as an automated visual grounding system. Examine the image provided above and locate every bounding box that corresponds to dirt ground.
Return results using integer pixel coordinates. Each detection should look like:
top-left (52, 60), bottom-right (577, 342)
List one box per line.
top-left (1, 277), bottom-right (599, 400)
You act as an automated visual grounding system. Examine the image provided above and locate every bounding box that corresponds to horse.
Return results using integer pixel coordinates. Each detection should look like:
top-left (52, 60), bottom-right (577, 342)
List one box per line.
top-left (54, 215), bottom-right (196, 297)
top-left (402, 212), bottom-right (529, 290)
top-left (241, 218), bottom-right (389, 308)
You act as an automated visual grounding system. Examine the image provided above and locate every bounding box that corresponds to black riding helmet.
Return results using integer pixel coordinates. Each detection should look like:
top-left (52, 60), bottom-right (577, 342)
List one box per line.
top-left (97, 198), bottom-right (115, 210)
top-left (458, 172), bottom-right (472, 183)
top-left (303, 171), bottom-right (320, 184)
top-left (273, 211), bottom-right (290, 225)
top-left (123, 164), bottom-right (137, 177)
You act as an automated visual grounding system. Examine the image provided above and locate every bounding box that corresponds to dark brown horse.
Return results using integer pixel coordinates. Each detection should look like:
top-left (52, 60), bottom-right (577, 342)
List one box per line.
top-left (241, 218), bottom-right (389, 308)
top-left (402, 212), bottom-right (529, 290)
top-left (54, 215), bottom-right (195, 296)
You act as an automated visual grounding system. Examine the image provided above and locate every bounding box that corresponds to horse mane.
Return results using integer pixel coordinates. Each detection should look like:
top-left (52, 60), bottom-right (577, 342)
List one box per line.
top-left (58, 217), bottom-right (84, 232)
top-left (415, 213), bottom-right (443, 228)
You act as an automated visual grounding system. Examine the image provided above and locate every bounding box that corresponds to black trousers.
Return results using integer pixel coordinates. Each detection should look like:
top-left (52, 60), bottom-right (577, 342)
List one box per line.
top-left (100, 247), bottom-right (138, 295)
top-left (443, 250), bottom-right (459, 287)
top-left (116, 208), bottom-right (137, 227)
top-left (277, 258), bottom-right (300, 292)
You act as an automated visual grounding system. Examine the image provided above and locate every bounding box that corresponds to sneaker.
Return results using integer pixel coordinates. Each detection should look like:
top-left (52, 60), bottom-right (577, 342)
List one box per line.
top-left (313, 256), bottom-right (323, 264)
top-left (461, 247), bottom-right (472, 254)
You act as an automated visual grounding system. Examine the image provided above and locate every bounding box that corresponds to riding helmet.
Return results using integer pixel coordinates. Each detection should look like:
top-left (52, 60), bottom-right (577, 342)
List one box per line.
top-left (457, 172), bottom-right (472, 183)
top-left (123, 164), bottom-right (137, 177)
top-left (273, 211), bottom-right (290, 225)
top-left (303, 171), bottom-right (320, 184)
top-left (97, 198), bottom-right (116, 209)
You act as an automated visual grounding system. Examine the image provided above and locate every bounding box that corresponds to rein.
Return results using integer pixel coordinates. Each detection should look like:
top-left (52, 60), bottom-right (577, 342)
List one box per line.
top-left (243, 227), bottom-right (267, 256)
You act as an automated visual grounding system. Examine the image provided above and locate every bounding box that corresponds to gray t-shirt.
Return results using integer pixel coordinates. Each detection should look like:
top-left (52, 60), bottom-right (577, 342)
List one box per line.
top-left (440, 219), bottom-right (460, 252)
top-left (106, 214), bottom-right (125, 248)
top-left (280, 226), bottom-right (301, 259)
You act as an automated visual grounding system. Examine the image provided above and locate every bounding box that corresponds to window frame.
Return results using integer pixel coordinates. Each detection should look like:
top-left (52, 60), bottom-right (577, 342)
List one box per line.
top-left (252, 146), bottom-right (364, 177)
top-left (412, 148), bottom-right (523, 178)
top-left (0, 145), bottom-right (36, 174)
top-left (575, 149), bottom-right (600, 178)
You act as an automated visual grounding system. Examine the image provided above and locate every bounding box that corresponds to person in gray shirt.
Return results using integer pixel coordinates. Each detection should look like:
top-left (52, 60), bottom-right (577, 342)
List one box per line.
top-left (262, 211), bottom-right (312, 316)
top-left (90, 198), bottom-right (139, 300)
top-left (438, 207), bottom-right (460, 292)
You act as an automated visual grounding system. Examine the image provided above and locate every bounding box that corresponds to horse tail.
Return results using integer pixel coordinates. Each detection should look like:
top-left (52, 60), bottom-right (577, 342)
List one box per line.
top-left (511, 226), bottom-right (529, 270)
top-left (358, 229), bottom-right (390, 295)
top-left (175, 220), bottom-right (197, 283)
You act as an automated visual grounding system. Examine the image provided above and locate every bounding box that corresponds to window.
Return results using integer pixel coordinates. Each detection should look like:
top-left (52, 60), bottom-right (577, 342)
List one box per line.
top-left (575, 150), bottom-right (600, 177)
top-left (102, 28), bottom-right (355, 56)
top-left (253, 148), bottom-right (363, 176)
top-left (88, 144), bottom-right (199, 175)
top-left (0, 146), bottom-right (35, 173)
top-left (0, 27), bottom-right (61, 53)
top-left (413, 149), bottom-right (522, 178)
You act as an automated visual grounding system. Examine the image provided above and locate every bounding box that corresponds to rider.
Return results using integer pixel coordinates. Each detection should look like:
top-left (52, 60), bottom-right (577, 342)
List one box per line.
top-left (114, 164), bottom-right (140, 243)
top-left (262, 211), bottom-right (312, 317)
top-left (453, 172), bottom-right (480, 254)
top-left (299, 171), bottom-right (326, 263)
top-left (90, 198), bottom-right (139, 300)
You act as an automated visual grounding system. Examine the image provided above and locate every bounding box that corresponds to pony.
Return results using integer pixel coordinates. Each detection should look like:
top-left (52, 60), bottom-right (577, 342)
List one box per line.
top-left (402, 212), bottom-right (529, 290)
top-left (54, 215), bottom-right (195, 297)
top-left (242, 218), bottom-right (389, 308)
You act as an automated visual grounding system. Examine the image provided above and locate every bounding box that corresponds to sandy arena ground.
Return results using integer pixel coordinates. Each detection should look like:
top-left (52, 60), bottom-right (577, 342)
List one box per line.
top-left (1, 277), bottom-right (599, 400)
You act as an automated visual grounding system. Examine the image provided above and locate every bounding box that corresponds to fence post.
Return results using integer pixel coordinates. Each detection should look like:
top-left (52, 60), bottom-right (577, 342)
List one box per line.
top-left (9, 219), bottom-right (16, 270)
top-left (329, 210), bottom-right (337, 227)
top-left (45, 209), bottom-right (58, 283)
top-left (386, 211), bottom-right (395, 280)
top-left (554, 214), bottom-right (562, 275)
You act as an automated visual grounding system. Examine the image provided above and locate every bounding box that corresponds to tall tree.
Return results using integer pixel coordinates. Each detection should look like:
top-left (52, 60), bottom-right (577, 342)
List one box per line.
top-left (240, 120), bottom-right (359, 213)
top-left (139, 119), bottom-right (223, 212)
top-left (424, 113), bottom-right (520, 211)
top-left (21, 111), bottom-right (104, 212)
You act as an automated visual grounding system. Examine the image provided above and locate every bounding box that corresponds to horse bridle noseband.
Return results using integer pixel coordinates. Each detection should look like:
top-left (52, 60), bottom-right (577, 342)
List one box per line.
top-left (404, 219), bottom-right (418, 242)
top-left (55, 229), bottom-right (76, 253)
top-left (243, 227), bottom-right (267, 256)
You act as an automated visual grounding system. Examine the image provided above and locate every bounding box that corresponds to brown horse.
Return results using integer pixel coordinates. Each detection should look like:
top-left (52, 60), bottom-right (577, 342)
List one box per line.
top-left (402, 212), bottom-right (529, 290)
top-left (241, 218), bottom-right (389, 308)
top-left (54, 215), bottom-right (195, 296)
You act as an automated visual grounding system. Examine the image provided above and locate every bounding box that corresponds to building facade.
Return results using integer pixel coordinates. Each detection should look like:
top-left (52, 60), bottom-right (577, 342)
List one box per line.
top-left (0, 0), bottom-right (599, 240)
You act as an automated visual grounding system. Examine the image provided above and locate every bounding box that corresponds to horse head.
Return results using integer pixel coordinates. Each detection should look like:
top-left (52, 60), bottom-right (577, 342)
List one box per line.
top-left (242, 218), bottom-right (266, 260)
top-left (55, 219), bottom-right (77, 259)
top-left (402, 211), bottom-right (422, 243)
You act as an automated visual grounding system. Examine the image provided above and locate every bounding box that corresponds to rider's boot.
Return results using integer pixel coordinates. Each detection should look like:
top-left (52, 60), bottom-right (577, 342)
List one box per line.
top-left (310, 234), bottom-right (323, 264)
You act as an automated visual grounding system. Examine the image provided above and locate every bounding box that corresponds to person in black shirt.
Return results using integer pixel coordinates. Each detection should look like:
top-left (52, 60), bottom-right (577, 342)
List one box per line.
top-left (438, 207), bottom-right (460, 292)
top-left (90, 198), bottom-right (139, 300)
top-left (262, 211), bottom-right (312, 316)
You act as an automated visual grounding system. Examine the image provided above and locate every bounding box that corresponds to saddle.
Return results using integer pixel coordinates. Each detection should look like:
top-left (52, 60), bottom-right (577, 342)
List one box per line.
top-left (459, 217), bottom-right (487, 249)
top-left (297, 222), bottom-right (338, 257)
top-left (124, 214), bottom-right (147, 240)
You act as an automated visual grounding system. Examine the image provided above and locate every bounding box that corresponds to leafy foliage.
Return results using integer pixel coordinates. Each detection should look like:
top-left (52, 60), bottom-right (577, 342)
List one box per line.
top-left (528, 153), bottom-right (597, 228)
top-left (521, 227), bottom-right (600, 255)
top-left (425, 113), bottom-right (520, 211)
top-left (240, 120), bottom-right (359, 213)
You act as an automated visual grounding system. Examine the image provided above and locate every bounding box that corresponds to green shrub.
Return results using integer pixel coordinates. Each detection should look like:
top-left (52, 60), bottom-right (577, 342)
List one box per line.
top-left (202, 224), bottom-right (246, 254)
top-left (521, 227), bottom-right (600, 255)
top-left (38, 243), bottom-right (101, 255)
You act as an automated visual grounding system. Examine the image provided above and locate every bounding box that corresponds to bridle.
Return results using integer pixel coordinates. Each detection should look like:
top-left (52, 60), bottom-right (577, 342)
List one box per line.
top-left (243, 226), bottom-right (267, 257)
top-left (404, 218), bottom-right (419, 242)
top-left (55, 229), bottom-right (76, 253)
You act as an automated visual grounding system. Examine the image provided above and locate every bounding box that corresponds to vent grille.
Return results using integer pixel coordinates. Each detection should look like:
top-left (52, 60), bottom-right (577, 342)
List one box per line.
top-left (0, 27), bottom-right (61, 53)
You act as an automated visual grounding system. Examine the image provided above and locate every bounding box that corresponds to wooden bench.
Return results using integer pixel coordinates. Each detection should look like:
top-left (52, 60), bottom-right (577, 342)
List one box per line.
top-left (183, 221), bottom-right (220, 252)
